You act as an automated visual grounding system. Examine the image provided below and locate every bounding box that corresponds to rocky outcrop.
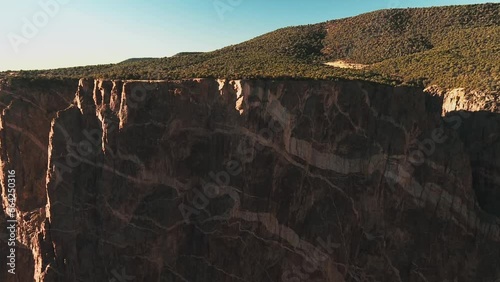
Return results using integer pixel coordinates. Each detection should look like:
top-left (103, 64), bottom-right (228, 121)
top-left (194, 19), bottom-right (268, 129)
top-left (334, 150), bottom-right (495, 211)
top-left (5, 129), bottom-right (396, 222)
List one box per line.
top-left (426, 86), bottom-right (500, 115)
top-left (0, 78), bottom-right (499, 281)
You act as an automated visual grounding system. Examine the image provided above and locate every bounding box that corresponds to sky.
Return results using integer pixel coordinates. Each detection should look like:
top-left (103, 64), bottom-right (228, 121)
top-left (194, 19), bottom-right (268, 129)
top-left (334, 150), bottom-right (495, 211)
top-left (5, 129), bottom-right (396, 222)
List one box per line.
top-left (0, 0), bottom-right (497, 71)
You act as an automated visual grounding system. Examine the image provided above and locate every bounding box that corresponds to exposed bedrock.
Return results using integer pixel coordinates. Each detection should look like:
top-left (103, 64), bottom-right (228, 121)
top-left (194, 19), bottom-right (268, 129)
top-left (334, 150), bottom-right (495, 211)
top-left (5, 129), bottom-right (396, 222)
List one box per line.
top-left (0, 78), bottom-right (499, 281)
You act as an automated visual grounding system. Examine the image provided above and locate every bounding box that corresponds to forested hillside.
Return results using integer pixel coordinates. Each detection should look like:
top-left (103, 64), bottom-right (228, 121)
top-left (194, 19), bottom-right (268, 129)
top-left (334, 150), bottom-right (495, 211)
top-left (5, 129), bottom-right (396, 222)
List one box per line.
top-left (2, 3), bottom-right (499, 91)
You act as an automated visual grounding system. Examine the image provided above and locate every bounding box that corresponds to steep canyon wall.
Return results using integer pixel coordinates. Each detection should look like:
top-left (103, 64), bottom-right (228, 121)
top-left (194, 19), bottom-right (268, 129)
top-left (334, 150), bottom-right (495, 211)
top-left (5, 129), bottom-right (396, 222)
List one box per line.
top-left (0, 78), bottom-right (499, 281)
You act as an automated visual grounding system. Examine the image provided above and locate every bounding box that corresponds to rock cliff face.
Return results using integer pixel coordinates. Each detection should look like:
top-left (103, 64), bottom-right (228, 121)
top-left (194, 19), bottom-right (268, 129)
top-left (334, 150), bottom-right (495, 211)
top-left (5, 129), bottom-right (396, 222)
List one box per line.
top-left (0, 78), bottom-right (499, 282)
top-left (426, 86), bottom-right (500, 115)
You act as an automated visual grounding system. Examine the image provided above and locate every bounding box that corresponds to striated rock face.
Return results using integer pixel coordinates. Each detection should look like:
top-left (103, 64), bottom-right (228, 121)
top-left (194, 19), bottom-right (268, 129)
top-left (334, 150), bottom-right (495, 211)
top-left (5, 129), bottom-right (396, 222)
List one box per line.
top-left (0, 78), bottom-right (499, 281)
top-left (426, 86), bottom-right (500, 115)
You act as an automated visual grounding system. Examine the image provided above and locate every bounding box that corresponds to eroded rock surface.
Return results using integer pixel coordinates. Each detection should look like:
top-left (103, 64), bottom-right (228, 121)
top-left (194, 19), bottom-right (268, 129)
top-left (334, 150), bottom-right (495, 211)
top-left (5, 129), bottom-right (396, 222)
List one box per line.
top-left (426, 86), bottom-right (500, 115)
top-left (0, 78), bottom-right (499, 281)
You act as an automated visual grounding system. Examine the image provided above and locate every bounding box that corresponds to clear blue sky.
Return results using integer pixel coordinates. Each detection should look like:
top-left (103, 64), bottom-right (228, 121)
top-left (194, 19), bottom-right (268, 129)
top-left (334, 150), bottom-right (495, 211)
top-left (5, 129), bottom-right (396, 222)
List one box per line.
top-left (0, 0), bottom-right (497, 71)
